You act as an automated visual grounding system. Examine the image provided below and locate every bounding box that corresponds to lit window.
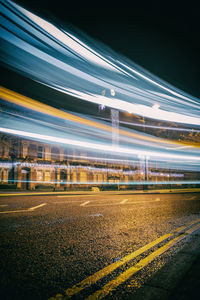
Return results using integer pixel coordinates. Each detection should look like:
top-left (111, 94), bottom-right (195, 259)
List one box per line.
top-left (80, 172), bottom-right (87, 183)
top-left (37, 170), bottom-right (43, 182)
top-left (44, 171), bottom-right (50, 182)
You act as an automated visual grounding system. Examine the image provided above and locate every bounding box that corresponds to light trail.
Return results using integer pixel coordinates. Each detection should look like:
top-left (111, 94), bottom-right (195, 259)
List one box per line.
top-left (1, 86), bottom-right (199, 149)
top-left (0, 0), bottom-right (200, 126)
top-left (0, 127), bottom-right (200, 162)
top-left (98, 117), bottom-right (200, 133)
top-left (43, 83), bottom-right (200, 126)
top-left (1, 179), bottom-right (199, 185)
top-left (1, 87), bottom-right (200, 175)
top-left (0, 161), bottom-right (185, 177)
top-left (0, 1), bottom-right (199, 187)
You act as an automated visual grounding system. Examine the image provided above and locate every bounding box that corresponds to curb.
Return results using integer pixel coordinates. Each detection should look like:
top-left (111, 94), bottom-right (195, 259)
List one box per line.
top-left (0, 188), bottom-right (200, 196)
top-left (132, 228), bottom-right (200, 300)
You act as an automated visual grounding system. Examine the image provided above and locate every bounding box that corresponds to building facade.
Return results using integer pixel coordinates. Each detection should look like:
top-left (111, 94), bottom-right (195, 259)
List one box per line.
top-left (0, 134), bottom-right (143, 190)
top-left (0, 133), bottom-right (191, 190)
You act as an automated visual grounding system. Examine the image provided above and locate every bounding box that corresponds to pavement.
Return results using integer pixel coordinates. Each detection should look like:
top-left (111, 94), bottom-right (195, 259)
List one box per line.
top-left (169, 251), bottom-right (200, 300)
top-left (131, 227), bottom-right (200, 300)
top-left (169, 247), bottom-right (200, 300)
top-left (1, 190), bottom-right (200, 299)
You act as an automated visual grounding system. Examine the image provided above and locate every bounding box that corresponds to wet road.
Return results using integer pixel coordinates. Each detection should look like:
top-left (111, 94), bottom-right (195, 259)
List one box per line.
top-left (0, 192), bottom-right (200, 299)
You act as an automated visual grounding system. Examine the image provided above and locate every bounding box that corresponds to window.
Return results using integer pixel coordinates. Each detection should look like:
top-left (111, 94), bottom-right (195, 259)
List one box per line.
top-left (72, 172), bottom-right (77, 183)
top-left (0, 169), bottom-right (3, 181)
top-left (37, 170), bottom-right (43, 182)
top-left (60, 170), bottom-right (67, 182)
top-left (97, 173), bottom-right (103, 182)
top-left (51, 147), bottom-right (60, 161)
top-left (37, 146), bottom-right (44, 159)
top-left (28, 144), bottom-right (37, 158)
top-left (44, 171), bottom-right (50, 182)
top-left (0, 145), bottom-right (5, 157)
top-left (80, 172), bottom-right (87, 183)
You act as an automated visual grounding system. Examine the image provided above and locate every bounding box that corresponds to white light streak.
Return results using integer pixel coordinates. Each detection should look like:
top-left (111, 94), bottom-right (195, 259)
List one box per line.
top-left (1, 179), bottom-right (200, 185)
top-left (7, 0), bottom-right (120, 72)
top-left (48, 85), bottom-right (200, 126)
top-left (0, 0), bottom-right (199, 127)
top-left (1, 127), bottom-right (200, 161)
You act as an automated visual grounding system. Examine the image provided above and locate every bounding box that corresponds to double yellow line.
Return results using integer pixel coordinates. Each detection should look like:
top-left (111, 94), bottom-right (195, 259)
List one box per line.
top-left (49, 217), bottom-right (200, 300)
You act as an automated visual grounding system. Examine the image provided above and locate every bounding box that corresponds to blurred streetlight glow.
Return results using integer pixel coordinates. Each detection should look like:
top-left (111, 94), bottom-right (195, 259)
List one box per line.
top-left (110, 89), bottom-right (115, 96)
top-left (152, 103), bottom-right (160, 110)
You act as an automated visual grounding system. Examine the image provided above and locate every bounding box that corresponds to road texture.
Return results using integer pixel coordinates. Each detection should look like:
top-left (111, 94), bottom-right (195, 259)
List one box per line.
top-left (0, 191), bottom-right (200, 299)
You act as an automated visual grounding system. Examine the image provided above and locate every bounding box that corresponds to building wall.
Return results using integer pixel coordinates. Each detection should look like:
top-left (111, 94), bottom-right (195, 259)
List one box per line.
top-left (0, 134), bottom-right (141, 190)
top-left (0, 134), bottom-right (189, 190)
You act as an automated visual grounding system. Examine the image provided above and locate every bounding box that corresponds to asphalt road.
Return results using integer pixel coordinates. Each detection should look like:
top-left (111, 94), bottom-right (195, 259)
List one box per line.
top-left (0, 192), bottom-right (200, 300)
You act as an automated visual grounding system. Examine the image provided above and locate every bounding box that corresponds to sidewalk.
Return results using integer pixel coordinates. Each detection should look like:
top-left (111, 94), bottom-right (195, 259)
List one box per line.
top-left (169, 253), bottom-right (200, 300)
top-left (133, 227), bottom-right (200, 300)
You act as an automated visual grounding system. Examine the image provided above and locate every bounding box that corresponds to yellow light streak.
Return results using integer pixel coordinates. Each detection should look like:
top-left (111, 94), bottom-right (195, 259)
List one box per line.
top-left (1, 86), bottom-right (197, 147)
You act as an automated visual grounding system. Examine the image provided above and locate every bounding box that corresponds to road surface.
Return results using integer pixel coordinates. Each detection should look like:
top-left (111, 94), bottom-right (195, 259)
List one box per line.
top-left (0, 192), bottom-right (200, 299)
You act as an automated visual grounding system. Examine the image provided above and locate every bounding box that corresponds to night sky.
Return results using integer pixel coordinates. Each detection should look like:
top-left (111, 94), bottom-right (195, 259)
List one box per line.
top-left (13, 0), bottom-right (200, 100)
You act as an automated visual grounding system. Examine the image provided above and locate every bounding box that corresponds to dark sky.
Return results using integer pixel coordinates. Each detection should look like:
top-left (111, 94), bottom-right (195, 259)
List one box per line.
top-left (12, 0), bottom-right (200, 100)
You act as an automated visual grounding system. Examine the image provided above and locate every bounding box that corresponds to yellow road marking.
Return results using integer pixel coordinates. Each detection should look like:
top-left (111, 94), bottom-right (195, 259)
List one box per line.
top-left (0, 209), bottom-right (30, 214)
top-left (65, 235), bottom-right (172, 296)
top-left (64, 217), bottom-right (200, 297)
top-left (0, 203), bottom-right (46, 214)
top-left (57, 195), bottom-right (99, 198)
top-left (86, 222), bottom-right (200, 300)
top-left (28, 203), bottom-right (46, 211)
top-left (120, 199), bottom-right (128, 204)
top-left (80, 201), bottom-right (90, 207)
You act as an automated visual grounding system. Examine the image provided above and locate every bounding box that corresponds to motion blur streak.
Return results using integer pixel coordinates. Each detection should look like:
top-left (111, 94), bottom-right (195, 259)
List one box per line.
top-left (1, 86), bottom-right (198, 149)
top-left (0, 0), bottom-right (200, 187)
top-left (0, 0), bottom-right (200, 125)
top-left (1, 180), bottom-right (200, 186)
top-left (0, 128), bottom-right (200, 162)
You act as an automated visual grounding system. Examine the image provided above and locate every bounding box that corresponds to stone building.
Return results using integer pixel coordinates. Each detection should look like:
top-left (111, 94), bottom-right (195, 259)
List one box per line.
top-left (0, 133), bottom-right (191, 190)
top-left (0, 133), bottom-right (143, 190)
